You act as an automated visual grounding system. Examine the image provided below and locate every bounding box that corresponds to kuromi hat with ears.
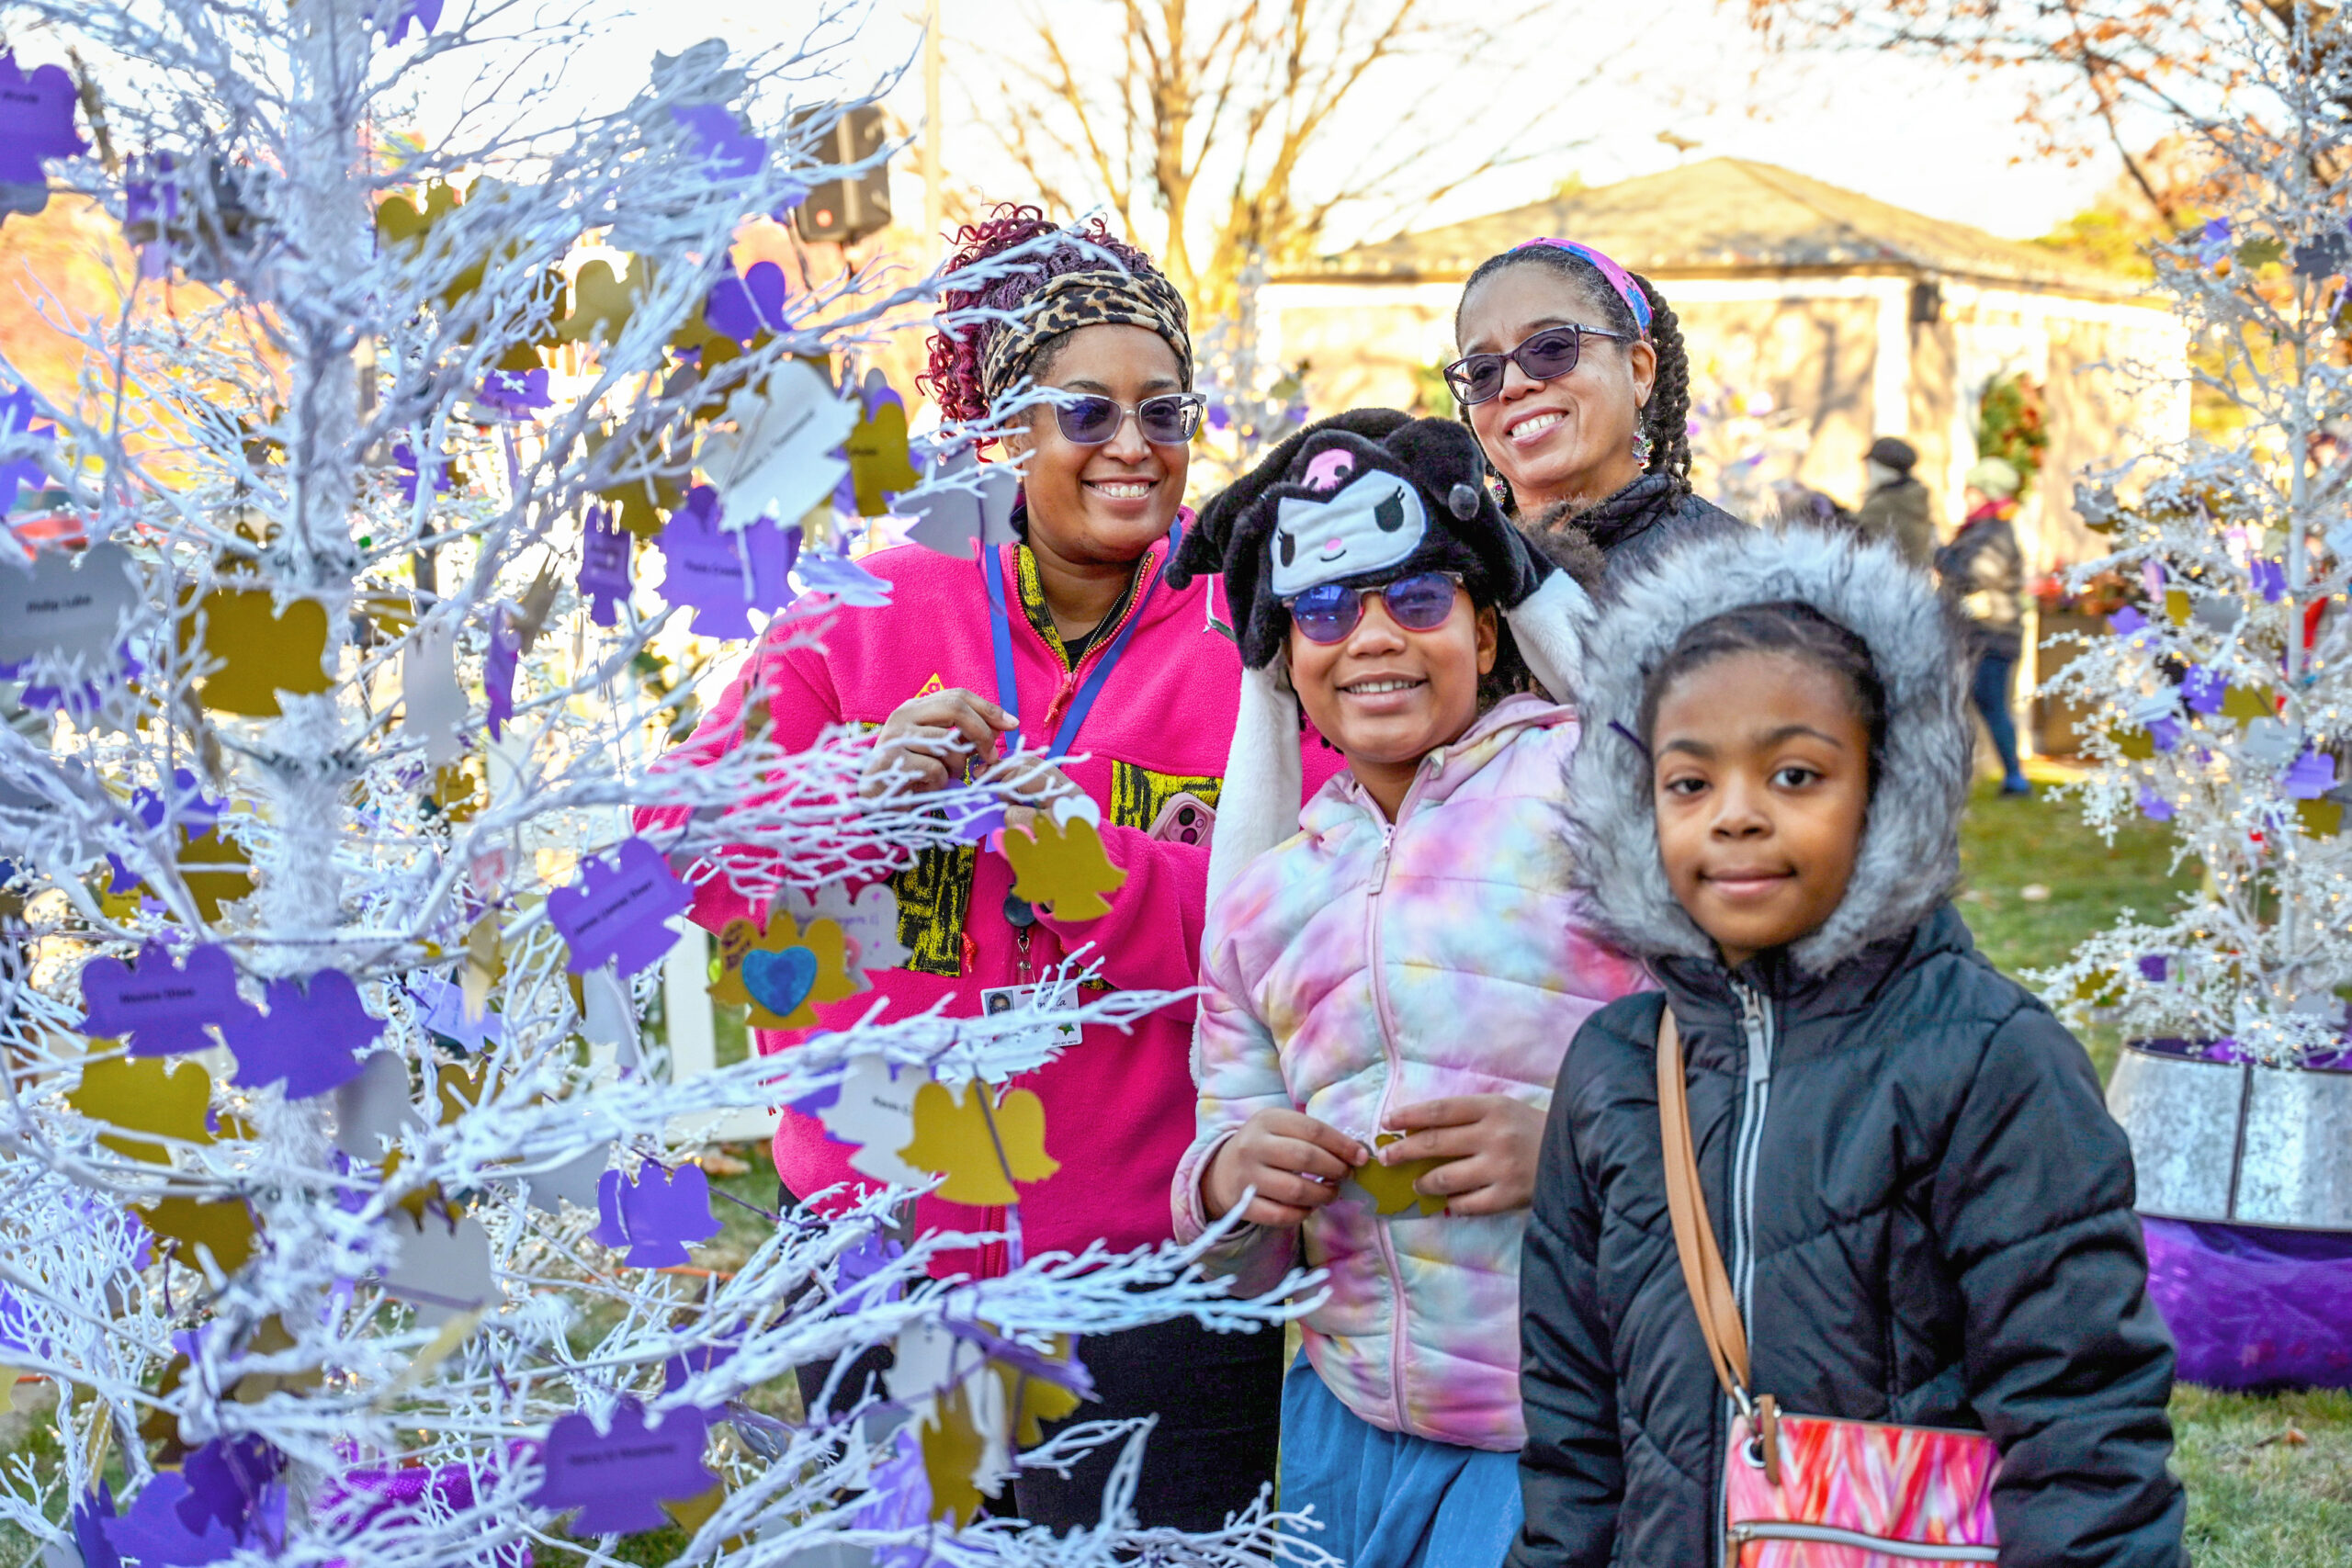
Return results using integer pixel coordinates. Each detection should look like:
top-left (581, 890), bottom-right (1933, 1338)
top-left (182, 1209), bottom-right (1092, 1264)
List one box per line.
top-left (1176, 412), bottom-right (1598, 906)
top-left (1176, 413), bottom-right (1546, 669)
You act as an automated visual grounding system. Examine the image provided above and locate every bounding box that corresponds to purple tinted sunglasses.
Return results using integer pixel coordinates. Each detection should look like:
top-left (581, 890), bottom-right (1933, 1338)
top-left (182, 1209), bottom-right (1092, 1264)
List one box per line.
top-left (1442, 323), bottom-right (1632, 406)
top-left (1284, 571), bottom-right (1463, 644)
top-left (1050, 391), bottom-right (1206, 446)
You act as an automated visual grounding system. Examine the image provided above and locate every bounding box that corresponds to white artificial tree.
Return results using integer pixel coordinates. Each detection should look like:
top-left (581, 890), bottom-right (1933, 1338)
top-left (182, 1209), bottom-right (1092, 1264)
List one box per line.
top-left (1187, 254), bottom-right (1307, 490)
top-left (0, 3), bottom-right (1317, 1564)
top-left (2041, 3), bottom-right (2352, 1067)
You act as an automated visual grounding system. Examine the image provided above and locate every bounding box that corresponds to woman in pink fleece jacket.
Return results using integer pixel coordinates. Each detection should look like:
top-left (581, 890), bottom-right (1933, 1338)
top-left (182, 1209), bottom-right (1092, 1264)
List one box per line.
top-left (1167, 415), bottom-right (1644, 1568)
top-left (645, 209), bottom-right (1340, 1532)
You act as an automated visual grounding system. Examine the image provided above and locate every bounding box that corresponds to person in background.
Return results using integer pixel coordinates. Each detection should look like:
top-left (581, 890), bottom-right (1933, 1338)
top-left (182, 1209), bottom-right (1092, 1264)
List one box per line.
top-left (1852, 434), bottom-right (1936, 568)
top-left (1514, 525), bottom-right (2184, 1568)
top-left (640, 204), bottom-right (1344, 1530)
top-left (1448, 239), bottom-right (1740, 586)
top-left (1938, 456), bottom-right (2031, 796)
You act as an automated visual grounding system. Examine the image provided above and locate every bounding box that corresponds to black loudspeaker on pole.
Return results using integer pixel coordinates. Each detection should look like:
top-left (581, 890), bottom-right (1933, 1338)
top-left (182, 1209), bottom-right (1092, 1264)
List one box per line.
top-left (793, 105), bottom-right (891, 245)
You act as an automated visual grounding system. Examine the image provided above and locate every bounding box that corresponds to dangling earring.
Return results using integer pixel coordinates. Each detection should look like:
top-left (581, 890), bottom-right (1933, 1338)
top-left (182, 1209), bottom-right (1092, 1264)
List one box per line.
top-left (1631, 424), bottom-right (1654, 467)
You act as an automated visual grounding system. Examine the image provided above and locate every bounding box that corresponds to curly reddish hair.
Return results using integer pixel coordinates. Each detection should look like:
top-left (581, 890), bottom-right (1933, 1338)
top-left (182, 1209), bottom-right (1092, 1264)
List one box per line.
top-left (919, 204), bottom-right (1167, 425)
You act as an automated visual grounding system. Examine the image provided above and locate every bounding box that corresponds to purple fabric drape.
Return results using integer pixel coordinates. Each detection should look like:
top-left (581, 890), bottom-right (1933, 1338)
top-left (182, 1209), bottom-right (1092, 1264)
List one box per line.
top-left (2144, 1215), bottom-right (2352, 1390)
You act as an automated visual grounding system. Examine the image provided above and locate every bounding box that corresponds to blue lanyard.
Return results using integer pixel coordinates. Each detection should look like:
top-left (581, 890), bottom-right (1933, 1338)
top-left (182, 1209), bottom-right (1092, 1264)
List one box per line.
top-left (981, 523), bottom-right (1181, 759)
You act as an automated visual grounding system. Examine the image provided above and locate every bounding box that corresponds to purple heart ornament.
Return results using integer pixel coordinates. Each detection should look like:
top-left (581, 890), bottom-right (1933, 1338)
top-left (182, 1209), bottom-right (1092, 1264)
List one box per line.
top-left (100, 1472), bottom-right (242, 1567)
top-left (479, 367), bottom-right (550, 417)
top-left (704, 261), bottom-right (788, 344)
top-left (2283, 749), bottom-right (2339, 799)
top-left (0, 382), bottom-right (55, 507)
top-left (135, 769), bottom-right (223, 835)
top-left (672, 105), bottom-right (766, 182)
top-left (74, 1483), bottom-right (120, 1568)
top-left (178, 1435), bottom-right (285, 1544)
top-left (390, 443), bottom-right (454, 506)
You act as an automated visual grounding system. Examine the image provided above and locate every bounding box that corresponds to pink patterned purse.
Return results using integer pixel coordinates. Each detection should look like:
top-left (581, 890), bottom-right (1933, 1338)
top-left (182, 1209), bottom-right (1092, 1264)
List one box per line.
top-left (1657, 1010), bottom-right (2001, 1565)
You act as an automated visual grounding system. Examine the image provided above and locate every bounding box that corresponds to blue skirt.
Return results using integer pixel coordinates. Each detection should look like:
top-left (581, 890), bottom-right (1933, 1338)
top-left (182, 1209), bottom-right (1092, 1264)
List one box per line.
top-left (1279, 1356), bottom-right (1524, 1568)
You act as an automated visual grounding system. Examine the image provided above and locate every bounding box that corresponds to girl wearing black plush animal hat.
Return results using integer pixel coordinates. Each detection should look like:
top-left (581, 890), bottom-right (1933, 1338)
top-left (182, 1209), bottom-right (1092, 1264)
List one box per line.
top-left (1169, 407), bottom-right (1596, 898)
top-left (1166, 415), bottom-right (1646, 1568)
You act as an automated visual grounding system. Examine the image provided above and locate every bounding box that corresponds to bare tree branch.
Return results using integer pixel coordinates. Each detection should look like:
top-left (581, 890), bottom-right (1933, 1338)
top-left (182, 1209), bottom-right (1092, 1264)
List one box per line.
top-left (967, 0), bottom-right (1604, 313)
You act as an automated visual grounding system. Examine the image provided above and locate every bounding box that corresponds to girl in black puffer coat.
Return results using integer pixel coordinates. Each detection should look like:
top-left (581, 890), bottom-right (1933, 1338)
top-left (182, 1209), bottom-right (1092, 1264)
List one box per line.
top-left (1513, 526), bottom-right (2186, 1567)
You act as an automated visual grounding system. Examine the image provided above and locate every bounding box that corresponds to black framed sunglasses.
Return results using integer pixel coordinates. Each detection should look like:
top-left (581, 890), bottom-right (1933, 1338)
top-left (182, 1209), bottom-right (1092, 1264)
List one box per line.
top-left (1283, 571), bottom-right (1463, 645)
top-left (1049, 391), bottom-right (1207, 446)
top-left (1443, 324), bottom-right (1632, 406)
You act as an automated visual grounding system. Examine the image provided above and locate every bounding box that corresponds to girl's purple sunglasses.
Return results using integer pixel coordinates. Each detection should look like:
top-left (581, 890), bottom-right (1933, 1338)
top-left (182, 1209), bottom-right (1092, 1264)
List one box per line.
top-left (1284, 571), bottom-right (1463, 644)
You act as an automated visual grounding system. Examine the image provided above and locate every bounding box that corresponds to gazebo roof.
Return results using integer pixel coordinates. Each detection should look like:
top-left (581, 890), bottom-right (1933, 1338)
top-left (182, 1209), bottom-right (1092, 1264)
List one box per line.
top-left (1290, 157), bottom-right (2143, 301)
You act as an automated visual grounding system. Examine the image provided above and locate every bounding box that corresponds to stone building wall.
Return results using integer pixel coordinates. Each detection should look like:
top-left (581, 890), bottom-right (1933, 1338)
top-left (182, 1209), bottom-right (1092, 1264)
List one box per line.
top-left (1668, 292), bottom-right (1881, 507)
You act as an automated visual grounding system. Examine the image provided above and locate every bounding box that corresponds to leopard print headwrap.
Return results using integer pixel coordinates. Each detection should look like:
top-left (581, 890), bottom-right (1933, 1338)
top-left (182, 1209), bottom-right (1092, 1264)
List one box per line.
top-left (978, 268), bottom-right (1193, 404)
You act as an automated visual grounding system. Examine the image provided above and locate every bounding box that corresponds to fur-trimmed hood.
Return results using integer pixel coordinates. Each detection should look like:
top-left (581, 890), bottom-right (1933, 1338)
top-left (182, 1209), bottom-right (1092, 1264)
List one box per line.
top-left (1564, 525), bottom-right (1973, 975)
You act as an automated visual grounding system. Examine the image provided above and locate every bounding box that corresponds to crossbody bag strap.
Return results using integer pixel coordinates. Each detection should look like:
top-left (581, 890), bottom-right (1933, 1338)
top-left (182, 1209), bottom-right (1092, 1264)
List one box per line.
top-left (1656, 1006), bottom-right (1755, 1405)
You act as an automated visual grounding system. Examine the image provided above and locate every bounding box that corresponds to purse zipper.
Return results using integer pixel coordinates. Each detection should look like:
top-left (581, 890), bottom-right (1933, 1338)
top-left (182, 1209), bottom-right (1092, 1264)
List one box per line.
top-left (1728, 1520), bottom-right (1997, 1562)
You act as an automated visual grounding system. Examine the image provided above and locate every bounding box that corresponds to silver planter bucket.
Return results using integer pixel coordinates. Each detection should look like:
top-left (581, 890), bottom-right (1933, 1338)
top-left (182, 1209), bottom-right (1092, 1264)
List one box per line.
top-left (2108, 1043), bottom-right (2352, 1229)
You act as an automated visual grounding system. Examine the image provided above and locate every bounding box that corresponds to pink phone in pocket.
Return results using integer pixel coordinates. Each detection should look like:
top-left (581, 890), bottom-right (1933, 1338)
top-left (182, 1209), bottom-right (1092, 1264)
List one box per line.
top-left (1147, 793), bottom-right (1216, 847)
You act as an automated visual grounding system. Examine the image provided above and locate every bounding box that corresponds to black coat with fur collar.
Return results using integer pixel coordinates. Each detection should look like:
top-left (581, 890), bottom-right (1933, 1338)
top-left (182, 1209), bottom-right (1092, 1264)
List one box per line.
top-left (1511, 525), bottom-right (2185, 1568)
top-left (1520, 472), bottom-right (1744, 589)
top-left (1514, 913), bottom-right (2186, 1568)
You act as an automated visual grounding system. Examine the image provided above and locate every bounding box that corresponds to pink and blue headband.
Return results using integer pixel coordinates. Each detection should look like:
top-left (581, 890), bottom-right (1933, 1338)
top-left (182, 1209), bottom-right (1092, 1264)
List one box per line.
top-left (1514, 238), bottom-right (1652, 336)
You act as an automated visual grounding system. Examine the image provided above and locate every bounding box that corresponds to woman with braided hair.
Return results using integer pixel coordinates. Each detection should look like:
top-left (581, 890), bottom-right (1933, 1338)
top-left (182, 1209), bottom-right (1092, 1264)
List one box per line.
top-left (648, 205), bottom-right (1342, 1529)
top-left (1450, 241), bottom-right (1741, 583)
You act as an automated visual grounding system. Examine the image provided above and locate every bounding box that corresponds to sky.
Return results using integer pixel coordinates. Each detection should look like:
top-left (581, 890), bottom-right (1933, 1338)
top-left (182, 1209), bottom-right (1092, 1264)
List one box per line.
top-left (562, 0), bottom-right (2130, 248)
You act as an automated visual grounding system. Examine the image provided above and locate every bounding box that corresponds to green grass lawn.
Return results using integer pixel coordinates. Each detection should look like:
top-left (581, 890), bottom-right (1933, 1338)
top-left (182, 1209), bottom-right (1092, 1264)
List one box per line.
top-left (1957, 763), bottom-right (2197, 1079)
top-left (1958, 772), bottom-right (2351, 1561)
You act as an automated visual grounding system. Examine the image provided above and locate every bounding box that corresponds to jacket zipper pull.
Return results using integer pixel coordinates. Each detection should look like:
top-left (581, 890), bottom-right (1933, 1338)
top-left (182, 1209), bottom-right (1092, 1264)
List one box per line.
top-left (1738, 986), bottom-right (1772, 1085)
top-left (1039, 676), bottom-right (1077, 739)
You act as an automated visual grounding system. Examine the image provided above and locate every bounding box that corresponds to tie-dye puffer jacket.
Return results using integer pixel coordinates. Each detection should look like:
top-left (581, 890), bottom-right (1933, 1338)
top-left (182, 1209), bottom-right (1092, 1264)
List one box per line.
top-left (1171, 694), bottom-right (1646, 1450)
